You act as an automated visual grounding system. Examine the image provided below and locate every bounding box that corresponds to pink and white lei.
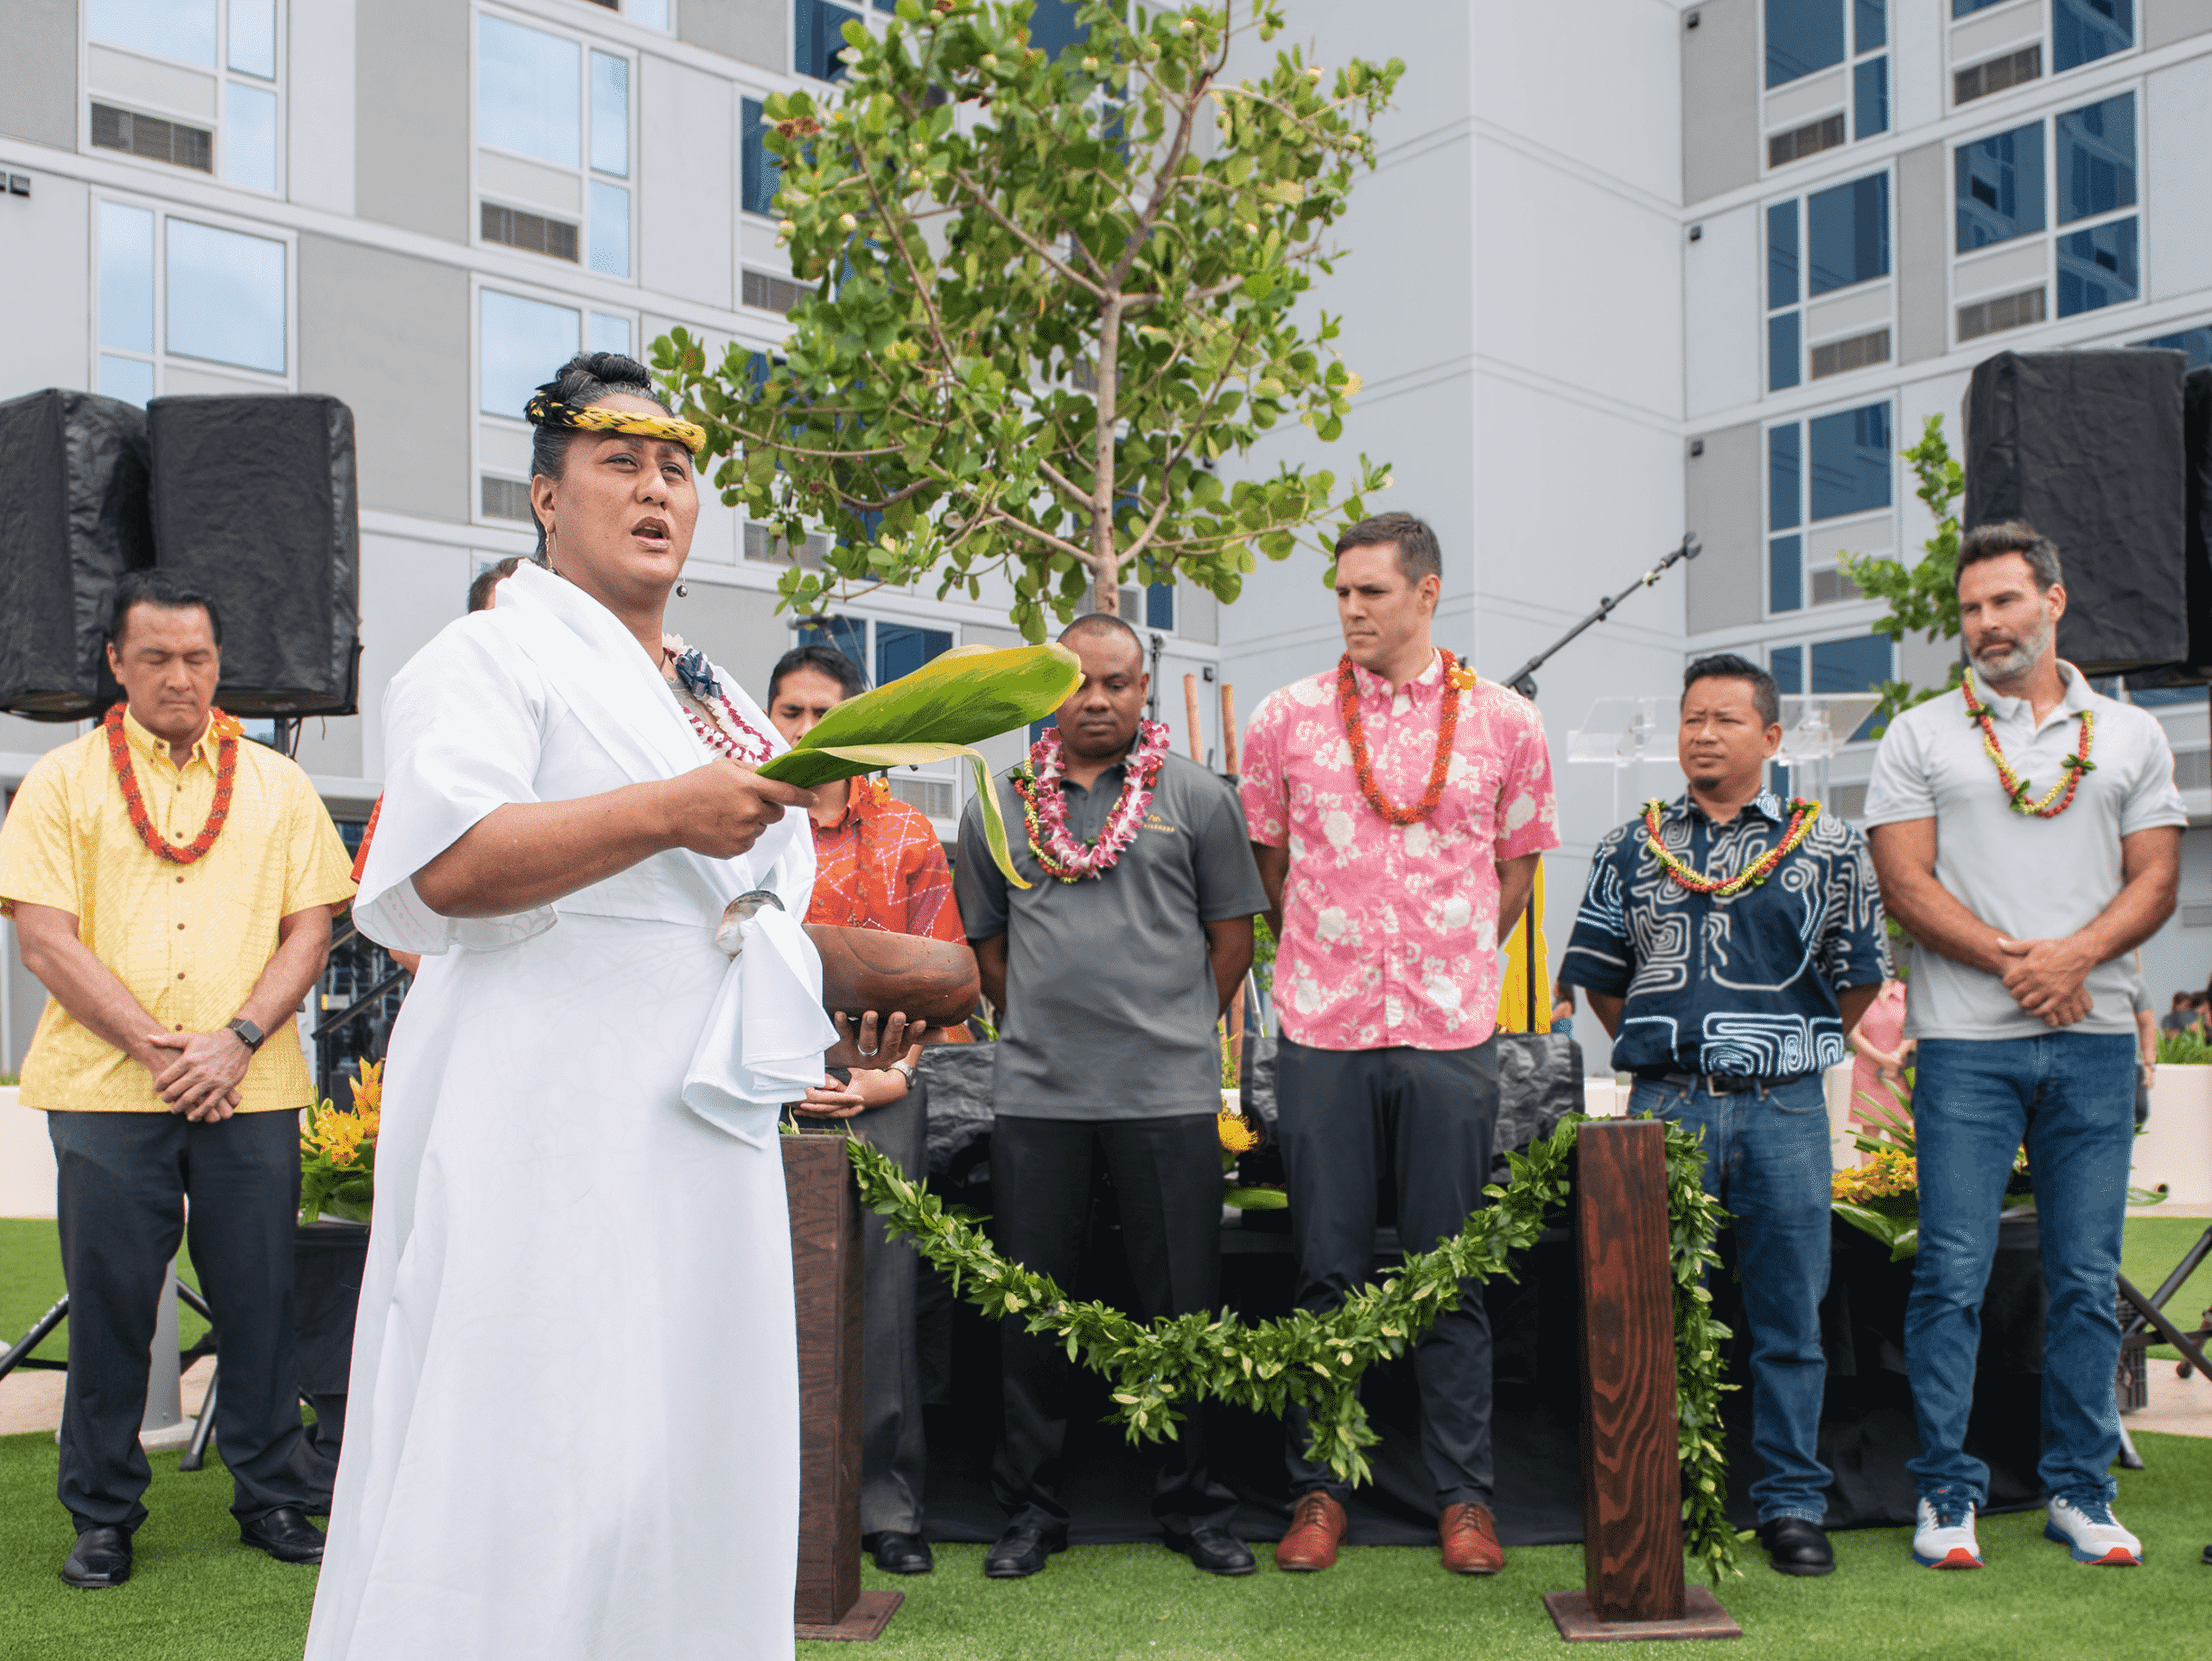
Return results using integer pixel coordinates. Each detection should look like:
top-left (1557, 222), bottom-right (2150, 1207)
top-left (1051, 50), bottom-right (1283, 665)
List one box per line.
top-left (1014, 718), bottom-right (1172, 883)
top-left (664, 632), bottom-right (776, 767)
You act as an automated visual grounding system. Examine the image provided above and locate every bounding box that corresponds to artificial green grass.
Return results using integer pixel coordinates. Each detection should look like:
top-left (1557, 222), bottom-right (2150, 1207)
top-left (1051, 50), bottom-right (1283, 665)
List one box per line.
top-left (2121, 1212), bottom-right (2212, 1360)
top-left (2, 1217), bottom-right (210, 1365)
top-left (1, 1427), bottom-right (2207, 1661)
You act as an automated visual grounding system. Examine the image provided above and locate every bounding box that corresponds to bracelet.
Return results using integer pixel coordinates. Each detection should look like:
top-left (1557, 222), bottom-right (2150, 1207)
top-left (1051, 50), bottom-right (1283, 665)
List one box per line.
top-left (890, 1060), bottom-right (917, 1087)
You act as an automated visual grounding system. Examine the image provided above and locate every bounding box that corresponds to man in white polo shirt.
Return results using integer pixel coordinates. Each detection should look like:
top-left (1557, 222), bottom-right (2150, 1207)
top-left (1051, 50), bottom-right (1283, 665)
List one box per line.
top-left (1864, 520), bottom-right (2183, 1573)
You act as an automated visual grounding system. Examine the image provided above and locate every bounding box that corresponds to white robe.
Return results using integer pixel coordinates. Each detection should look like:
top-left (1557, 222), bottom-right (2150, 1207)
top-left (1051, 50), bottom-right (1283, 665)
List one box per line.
top-left (305, 565), bottom-right (834, 1661)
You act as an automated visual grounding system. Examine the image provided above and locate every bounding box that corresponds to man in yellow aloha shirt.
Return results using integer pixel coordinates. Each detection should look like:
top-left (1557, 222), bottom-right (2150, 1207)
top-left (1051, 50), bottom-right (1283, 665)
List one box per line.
top-left (0, 572), bottom-right (355, 1590)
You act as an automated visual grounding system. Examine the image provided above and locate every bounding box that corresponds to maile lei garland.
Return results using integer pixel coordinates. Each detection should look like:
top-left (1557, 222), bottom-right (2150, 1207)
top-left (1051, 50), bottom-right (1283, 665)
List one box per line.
top-left (105, 703), bottom-right (243, 865)
top-left (1013, 719), bottom-right (1171, 882)
top-left (1643, 798), bottom-right (1821, 897)
top-left (1961, 668), bottom-right (2095, 818)
top-left (834, 1112), bottom-right (1740, 1584)
top-left (1339, 650), bottom-right (1479, 826)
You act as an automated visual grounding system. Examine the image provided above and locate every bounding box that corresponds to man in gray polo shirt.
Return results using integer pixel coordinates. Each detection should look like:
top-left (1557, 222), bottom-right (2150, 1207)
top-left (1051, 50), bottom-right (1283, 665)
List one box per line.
top-left (1865, 520), bottom-right (2183, 1574)
top-left (954, 614), bottom-right (1268, 1581)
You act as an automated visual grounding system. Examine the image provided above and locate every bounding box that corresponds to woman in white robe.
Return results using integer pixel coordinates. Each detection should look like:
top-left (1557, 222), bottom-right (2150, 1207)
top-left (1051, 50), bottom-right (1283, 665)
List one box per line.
top-left (306, 355), bottom-right (837, 1661)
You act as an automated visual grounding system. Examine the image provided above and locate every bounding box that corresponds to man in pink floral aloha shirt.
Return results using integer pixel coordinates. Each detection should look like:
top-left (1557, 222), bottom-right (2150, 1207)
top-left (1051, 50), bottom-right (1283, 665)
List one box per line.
top-left (1240, 512), bottom-right (1560, 1578)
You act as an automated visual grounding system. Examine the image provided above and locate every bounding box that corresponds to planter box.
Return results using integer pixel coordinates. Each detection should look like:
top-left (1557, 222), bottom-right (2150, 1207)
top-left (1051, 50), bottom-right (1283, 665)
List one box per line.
top-left (2136, 1064), bottom-right (2212, 1206)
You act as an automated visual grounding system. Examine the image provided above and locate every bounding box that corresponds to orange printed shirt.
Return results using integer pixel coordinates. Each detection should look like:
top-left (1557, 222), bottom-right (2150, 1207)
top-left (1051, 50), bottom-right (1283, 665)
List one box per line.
top-left (804, 777), bottom-right (964, 945)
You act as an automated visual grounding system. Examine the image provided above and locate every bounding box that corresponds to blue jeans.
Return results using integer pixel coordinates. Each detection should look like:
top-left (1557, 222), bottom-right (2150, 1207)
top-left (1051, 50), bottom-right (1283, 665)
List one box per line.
top-left (1630, 1075), bottom-right (1834, 1524)
top-left (1905, 1034), bottom-right (2134, 1510)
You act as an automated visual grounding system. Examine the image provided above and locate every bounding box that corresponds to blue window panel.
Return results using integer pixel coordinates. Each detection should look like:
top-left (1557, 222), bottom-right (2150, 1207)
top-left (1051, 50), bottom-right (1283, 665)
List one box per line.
top-left (1808, 172), bottom-right (1889, 294)
top-left (1146, 582), bottom-right (1174, 631)
top-left (478, 16), bottom-right (580, 168)
top-left (588, 312), bottom-right (631, 357)
top-left (2056, 217), bottom-right (2139, 316)
top-left (1955, 122), bottom-right (2044, 252)
top-left (1768, 201), bottom-right (1800, 309)
top-left (1770, 536), bottom-right (1804, 613)
top-left (1030, 0), bottom-right (1087, 58)
top-left (1811, 633), bottom-right (1893, 739)
top-left (629, 0), bottom-right (670, 22)
top-left (228, 0), bottom-right (276, 78)
top-left (480, 290), bottom-right (580, 417)
top-left (2134, 326), bottom-right (2212, 371)
top-left (588, 181), bottom-right (630, 277)
top-left (2056, 92), bottom-right (2136, 225)
top-left (796, 0), bottom-right (861, 81)
top-left (223, 82), bottom-right (277, 193)
top-left (1770, 644), bottom-right (1804, 694)
top-left (1769, 313), bottom-right (1802, 391)
top-left (99, 355), bottom-right (154, 408)
top-left (1808, 402), bottom-right (1892, 520)
top-left (801, 615), bottom-right (868, 673)
top-left (1854, 0), bottom-right (1886, 50)
top-left (2130, 685), bottom-right (2209, 707)
top-left (99, 201), bottom-right (155, 354)
top-left (2055, 0), bottom-right (2133, 72)
top-left (1767, 0), bottom-right (1847, 88)
top-left (876, 625), bottom-right (952, 685)
top-left (741, 99), bottom-right (780, 218)
top-left (89, 0), bottom-right (216, 66)
top-left (591, 52), bottom-right (629, 179)
top-left (1027, 716), bottom-right (1056, 745)
top-left (1953, 0), bottom-right (2005, 11)
top-left (166, 218), bottom-right (287, 374)
top-left (1770, 424), bottom-right (1803, 531)
top-left (1854, 57), bottom-right (1889, 138)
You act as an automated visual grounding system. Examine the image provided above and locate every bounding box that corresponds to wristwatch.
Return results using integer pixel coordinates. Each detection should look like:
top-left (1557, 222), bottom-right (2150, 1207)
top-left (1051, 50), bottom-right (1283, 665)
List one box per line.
top-left (889, 1059), bottom-right (917, 1090)
top-left (225, 1017), bottom-right (265, 1053)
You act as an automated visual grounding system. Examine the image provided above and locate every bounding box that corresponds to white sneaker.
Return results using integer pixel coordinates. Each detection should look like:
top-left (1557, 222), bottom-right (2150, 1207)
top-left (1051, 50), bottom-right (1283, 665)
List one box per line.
top-left (1912, 1496), bottom-right (1983, 1569)
top-left (2045, 1495), bottom-right (2143, 1566)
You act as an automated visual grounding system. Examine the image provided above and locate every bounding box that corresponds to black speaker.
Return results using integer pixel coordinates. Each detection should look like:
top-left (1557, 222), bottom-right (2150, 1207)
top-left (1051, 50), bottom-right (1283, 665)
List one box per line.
top-left (0, 388), bottom-right (156, 720)
top-left (147, 394), bottom-right (359, 716)
top-left (2183, 366), bottom-right (2212, 682)
top-left (1962, 348), bottom-right (2189, 676)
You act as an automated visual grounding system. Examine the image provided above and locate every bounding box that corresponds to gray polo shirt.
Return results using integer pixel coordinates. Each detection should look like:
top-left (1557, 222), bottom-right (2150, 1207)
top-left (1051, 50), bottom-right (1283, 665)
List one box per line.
top-left (1862, 664), bottom-right (2186, 1041)
top-left (954, 748), bottom-right (1269, 1120)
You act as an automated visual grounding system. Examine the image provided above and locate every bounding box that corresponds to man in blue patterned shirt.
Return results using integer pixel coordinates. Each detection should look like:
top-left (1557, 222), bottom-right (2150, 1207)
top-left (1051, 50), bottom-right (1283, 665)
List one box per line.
top-left (1560, 652), bottom-right (1890, 1580)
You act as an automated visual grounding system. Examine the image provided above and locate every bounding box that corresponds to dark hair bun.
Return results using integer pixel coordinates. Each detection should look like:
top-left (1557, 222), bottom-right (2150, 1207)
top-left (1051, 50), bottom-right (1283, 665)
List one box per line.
top-left (541, 352), bottom-right (661, 414)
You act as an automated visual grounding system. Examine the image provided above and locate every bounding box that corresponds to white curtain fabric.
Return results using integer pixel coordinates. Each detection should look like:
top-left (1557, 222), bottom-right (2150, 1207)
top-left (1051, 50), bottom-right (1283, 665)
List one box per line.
top-left (307, 565), bottom-right (824, 1660)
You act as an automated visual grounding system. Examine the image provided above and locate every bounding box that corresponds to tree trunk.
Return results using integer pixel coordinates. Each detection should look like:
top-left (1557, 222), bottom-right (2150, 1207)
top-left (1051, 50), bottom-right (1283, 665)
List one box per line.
top-left (1090, 560), bottom-right (1120, 614)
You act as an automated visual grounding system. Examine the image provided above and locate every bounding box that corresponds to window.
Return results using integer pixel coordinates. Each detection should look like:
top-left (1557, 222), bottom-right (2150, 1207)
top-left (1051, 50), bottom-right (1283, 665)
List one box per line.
top-left (1147, 582), bottom-right (1174, 632)
top-left (2133, 326), bottom-right (2212, 371)
top-left (1767, 402), bottom-right (1892, 615)
top-left (741, 98), bottom-right (780, 218)
top-left (875, 625), bottom-right (952, 685)
top-left (1767, 171), bottom-right (1891, 391)
top-left (86, 0), bottom-right (283, 194)
top-left (1770, 635), bottom-right (1892, 743)
top-left (1764, 0), bottom-right (1887, 162)
top-left (1953, 92), bottom-right (2140, 337)
top-left (476, 16), bottom-right (632, 278)
top-left (2054, 0), bottom-right (2132, 72)
top-left (799, 614), bottom-right (868, 671)
top-left (1955, 44), bottom-right (2041, 105)
top-left (480, 290), bottom-right (579, 418)
top-left (797, 0), bottom-right (861, 81)
top-left (95, 199), bottom-right (289, 403)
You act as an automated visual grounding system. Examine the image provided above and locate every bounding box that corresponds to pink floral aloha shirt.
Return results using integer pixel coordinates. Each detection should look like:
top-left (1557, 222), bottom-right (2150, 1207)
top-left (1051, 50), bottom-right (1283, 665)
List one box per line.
top-left (1240, 651), bottom-right (1560, 1052)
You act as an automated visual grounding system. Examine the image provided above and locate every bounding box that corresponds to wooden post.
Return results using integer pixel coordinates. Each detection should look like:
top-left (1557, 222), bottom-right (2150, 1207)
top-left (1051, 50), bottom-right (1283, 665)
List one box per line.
top-left (1219, 682), bottom-right (1239, 777)
top-left (784, 1132), bottom-right (902, 1642)
top-left (1182, 672), bottom-right (1204, 760)
top-left (1543, 1120), bottom-right (1738, 1644)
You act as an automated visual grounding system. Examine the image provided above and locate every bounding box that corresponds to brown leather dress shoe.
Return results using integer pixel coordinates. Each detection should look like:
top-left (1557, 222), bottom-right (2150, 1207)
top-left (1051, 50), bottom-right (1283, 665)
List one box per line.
top-left (1439, 1502), bottom-right (1503, 1575)
top-left (1275, 1491), bottom-right (1348, 1572)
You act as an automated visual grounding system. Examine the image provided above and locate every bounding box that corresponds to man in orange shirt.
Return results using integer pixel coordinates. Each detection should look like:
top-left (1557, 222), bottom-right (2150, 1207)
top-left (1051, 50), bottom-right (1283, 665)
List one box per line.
top-left (0, 572), bottom-right (356, 1588)
top-left (769, 640), bottom-right (964, 1576)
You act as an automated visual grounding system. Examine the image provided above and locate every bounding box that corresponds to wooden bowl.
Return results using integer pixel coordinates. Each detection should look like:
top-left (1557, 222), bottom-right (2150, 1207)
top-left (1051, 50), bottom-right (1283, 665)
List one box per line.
top-left (804, 922), bottom-right (979, 1030)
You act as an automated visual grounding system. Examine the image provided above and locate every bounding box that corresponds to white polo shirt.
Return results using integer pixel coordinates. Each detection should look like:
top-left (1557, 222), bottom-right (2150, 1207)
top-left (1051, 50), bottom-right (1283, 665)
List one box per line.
top-left (1862, 662), bottom-right (2186, 1041)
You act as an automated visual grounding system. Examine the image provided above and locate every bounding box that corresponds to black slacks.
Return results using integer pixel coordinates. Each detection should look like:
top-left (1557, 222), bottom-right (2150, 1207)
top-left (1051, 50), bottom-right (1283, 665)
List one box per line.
top-left (47, 1108), bottom-right (310, 1531)
top-left (1274, 1035), bottom-right (1500, 1512)
top-left (988, 1112), bottom-right (1236, 1537)
top-left (858, 1077), bottom-right (928, 1537)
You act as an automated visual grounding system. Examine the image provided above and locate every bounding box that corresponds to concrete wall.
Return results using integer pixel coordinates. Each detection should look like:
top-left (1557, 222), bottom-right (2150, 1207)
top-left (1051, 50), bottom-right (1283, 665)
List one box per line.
top-left (0, 0), bottom-right (77, 151)
top-left (0, 175), bottom-right (91, 400)
top-left (291, 0), bottom-right (357, 217)
top-left (2147, 0), bottom-right (2212, 49)
top-left (680, 0), bottom-right (790, 73)
top-left (1684, 423), bottom-right (1762, 634)
top-left (1681, 0), bottom-right (1757, 205)
top-left (1895, 143), bottom-right (1947, 366)
top-left (357, 0), bottom-right (469, 244)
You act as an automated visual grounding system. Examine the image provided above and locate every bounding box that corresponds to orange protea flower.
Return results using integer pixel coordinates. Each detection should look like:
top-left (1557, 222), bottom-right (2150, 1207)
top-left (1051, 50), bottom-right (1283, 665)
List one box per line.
top-left (1217, 1111), bottom-right (1259, 1154)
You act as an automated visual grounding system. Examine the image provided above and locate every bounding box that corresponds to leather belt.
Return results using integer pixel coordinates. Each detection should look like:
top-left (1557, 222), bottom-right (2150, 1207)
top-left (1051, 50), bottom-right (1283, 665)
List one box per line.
top-left (1635, 1067), bottom-right (1814, 1096)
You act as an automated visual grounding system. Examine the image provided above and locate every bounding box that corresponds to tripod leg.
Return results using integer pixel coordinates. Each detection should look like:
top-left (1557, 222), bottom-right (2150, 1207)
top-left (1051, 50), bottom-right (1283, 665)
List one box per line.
top-left (2116, 1420), bottom-right (2145, 1472)
top-left (179, 1363), bottom-right (219, 1473)
top-left (0, 1295), bottom-right (67, 1383)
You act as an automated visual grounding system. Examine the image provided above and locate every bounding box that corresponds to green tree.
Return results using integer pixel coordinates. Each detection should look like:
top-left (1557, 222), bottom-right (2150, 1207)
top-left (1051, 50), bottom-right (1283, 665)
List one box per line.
top-left (654, 0), bottom-right (1400, 639)
top-left (1839, 415), bottom-right (1966, 730)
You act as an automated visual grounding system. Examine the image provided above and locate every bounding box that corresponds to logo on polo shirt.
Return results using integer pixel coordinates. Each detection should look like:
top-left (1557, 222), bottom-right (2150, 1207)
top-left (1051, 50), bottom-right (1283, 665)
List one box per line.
top-left (1143, 811), bottom-right (1177, 834)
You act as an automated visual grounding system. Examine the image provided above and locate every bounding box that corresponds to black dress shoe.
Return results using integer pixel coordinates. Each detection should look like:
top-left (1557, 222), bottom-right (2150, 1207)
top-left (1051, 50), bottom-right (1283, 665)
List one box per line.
top-left (1758, 1516), bottom-right (1835, 1576)
top-left (1169, 1526), bottom-right (1256, 1576)
top-left (61, 1525), bottom-right (132, 1588)
top-left (239, 1506), bottom-right (326, 1564)
top-left (867, 1531), bottom-right (935, 1575)
top-left (984, 1518), bottom-right (1065, 1579)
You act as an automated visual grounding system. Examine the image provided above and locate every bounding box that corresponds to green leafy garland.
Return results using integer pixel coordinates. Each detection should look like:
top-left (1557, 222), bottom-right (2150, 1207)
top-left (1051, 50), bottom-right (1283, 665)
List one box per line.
top-left (842, 1113), bottom-right (1739, 1582)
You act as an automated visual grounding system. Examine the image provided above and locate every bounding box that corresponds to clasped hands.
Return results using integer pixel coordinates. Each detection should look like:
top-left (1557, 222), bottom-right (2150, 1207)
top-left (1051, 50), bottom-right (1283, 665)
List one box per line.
top-left (1993, 933), bottom-right (2096, 1028)
top-left (144, 1027), bottom-right (251, 1122)
top-left (792, 1011), bottom-right (922, 1120)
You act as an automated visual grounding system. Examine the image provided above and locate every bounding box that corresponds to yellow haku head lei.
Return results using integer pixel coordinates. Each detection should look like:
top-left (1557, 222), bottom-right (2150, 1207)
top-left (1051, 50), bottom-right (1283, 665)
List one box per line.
top-left (524, 388), bottom-right (706, 455)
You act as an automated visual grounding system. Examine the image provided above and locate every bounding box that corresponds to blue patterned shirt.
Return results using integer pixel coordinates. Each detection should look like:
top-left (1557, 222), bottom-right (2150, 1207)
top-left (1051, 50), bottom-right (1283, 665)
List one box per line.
top-left (1559, 791), bottom-right (1891, 1078)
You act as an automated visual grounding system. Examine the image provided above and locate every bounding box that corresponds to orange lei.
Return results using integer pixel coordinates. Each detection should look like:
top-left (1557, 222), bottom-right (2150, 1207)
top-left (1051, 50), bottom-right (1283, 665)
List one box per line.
top-left (105, 703), bottom-right (241, 866)
top-left (1338, 651), bottom-right (1477, 826)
